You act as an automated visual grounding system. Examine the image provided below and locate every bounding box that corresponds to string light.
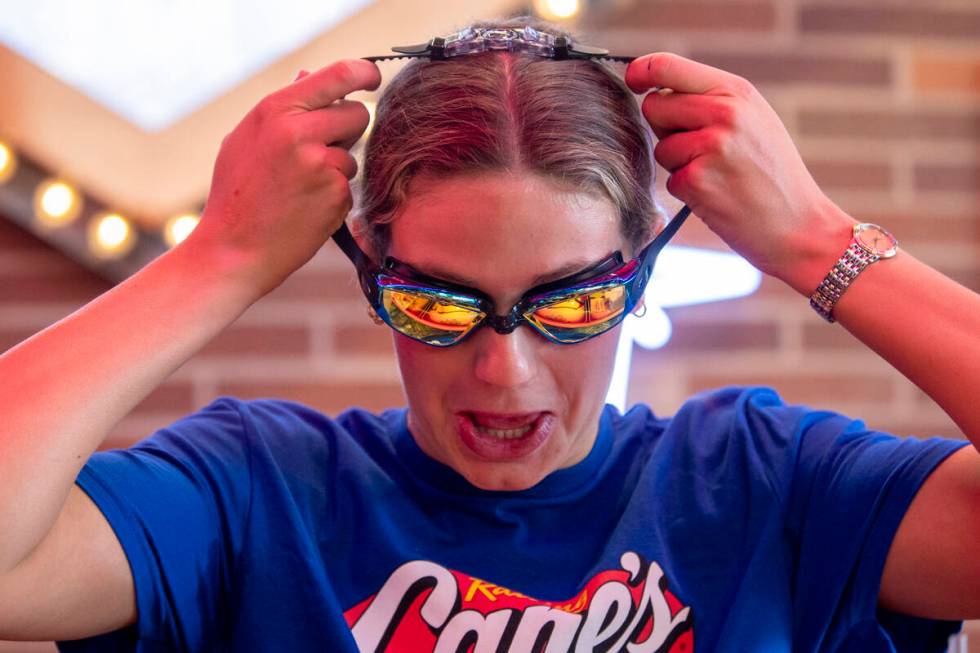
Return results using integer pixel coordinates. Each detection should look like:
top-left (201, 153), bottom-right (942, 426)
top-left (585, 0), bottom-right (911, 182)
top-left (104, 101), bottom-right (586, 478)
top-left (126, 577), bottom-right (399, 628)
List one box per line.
top-left (163, 212), bottom-right (200, 247)
top-left (532, 0), bottom-right (581, 21)
top-left (33, 179), bottom-right (83, 230)
top-left (0, 141), bottom-right (17, 184)
top-left (87, 212), bottom-right (138, 259)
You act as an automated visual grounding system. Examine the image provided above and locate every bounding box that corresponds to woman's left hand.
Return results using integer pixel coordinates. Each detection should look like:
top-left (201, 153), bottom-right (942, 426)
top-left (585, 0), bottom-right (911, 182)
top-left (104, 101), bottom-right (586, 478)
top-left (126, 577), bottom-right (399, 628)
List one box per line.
top-left (625, 52), bottom-right (855, 294)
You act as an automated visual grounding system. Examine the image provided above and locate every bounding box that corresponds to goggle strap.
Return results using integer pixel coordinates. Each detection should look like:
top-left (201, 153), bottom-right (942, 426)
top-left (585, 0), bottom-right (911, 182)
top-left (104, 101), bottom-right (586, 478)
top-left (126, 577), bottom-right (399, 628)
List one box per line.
top-left (628, 204), bottom-right (692, 299)
top-left (651, 205), bottom-right (692, 251)
top-left (333, 222), bottom-right (372, 271)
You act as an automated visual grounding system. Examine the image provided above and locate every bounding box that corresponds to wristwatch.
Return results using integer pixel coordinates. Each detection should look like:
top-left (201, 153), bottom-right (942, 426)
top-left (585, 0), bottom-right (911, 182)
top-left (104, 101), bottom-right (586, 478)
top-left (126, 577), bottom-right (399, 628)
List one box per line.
top-left (809, 222), bottom-right (899, 323)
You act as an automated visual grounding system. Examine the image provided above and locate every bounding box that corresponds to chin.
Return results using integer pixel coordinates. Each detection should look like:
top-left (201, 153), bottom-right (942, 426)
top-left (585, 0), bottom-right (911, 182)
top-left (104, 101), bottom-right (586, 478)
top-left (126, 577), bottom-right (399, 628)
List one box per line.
top-left (460, 463), bottom-right (548, 492)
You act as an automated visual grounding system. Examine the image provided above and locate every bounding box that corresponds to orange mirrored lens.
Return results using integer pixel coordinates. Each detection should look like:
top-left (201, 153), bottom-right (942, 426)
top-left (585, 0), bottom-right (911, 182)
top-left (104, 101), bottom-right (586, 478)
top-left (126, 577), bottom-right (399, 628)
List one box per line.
top-left (381, 288), bottom-right (485, 345)
top-left (532, 286), bottom-right (626, 328)
top-left (388, 290), bottom-right (482, 330)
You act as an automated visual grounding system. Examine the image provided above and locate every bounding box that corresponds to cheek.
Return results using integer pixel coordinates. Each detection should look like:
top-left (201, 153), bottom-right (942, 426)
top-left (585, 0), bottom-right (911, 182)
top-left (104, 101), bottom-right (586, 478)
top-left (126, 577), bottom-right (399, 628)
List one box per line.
top-left (552, 330), bottom-right (620, 376)
top-left (392, 336), bottom-right (461, 396)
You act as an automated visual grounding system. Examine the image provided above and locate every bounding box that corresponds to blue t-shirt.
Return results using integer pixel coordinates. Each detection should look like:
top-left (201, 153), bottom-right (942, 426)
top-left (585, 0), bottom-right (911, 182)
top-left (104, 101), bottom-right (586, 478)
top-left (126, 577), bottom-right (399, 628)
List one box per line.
top-left (56, 386), bottom-right (968, 652)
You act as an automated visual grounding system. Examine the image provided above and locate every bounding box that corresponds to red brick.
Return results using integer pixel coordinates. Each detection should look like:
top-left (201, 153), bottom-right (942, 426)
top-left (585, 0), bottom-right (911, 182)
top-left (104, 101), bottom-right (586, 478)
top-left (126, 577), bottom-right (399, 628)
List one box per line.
top-left (806, 160), bottom-right (892, 190)
top-left (798, 109), bottom-right (980, 141)
top-left (913, 164), bottom-right (980, 194)
top-left (912, 53), bottom-right (980, 96)
top-left (0, 271), bottom-right (110, 302)
top-left (802, 322), bottom-right (865, 351)
top-left (196, 325), bottom-right (310, 358)
top-left (333, 322), bottom-right (393, 355)
top-left (852, 212), bottom-right (979, 248)
top-left (651, 320), bottom-right (780, 353)
top-left (689, 51), bottom-right (891, 87)
top-left (264, 266), bottom-right (361, 302)
top-left (800, 6), bottom-right (980, 39)
top-left (589, 1), bottom-right (776, 31)
top-left (217, 381), bottom-right (406, 415)
top-left (686, 372), bottom-right (894, 405)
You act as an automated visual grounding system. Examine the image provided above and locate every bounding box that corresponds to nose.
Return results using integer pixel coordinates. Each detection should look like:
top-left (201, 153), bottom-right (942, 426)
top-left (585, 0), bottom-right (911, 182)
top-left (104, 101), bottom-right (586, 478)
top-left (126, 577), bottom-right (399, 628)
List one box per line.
top-left (471, 324), bottom-right (537, 388)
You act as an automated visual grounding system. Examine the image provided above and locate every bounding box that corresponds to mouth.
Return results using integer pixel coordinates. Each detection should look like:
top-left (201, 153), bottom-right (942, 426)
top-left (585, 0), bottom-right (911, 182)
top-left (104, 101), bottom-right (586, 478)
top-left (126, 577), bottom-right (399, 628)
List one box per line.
top-left (455, 410), bottom-right (556, 461)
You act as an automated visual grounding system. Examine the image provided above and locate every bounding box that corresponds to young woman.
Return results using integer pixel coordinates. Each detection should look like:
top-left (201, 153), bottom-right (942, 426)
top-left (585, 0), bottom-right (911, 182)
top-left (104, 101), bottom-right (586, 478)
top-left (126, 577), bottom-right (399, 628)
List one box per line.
top-left (1, 17), bottom-right (978, 653)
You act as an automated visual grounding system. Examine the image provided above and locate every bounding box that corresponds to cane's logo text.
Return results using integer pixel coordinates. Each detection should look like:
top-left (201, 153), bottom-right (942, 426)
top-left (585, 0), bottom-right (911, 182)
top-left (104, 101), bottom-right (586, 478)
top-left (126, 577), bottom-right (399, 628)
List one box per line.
top-left (345, 551), bottom-right (694, 652)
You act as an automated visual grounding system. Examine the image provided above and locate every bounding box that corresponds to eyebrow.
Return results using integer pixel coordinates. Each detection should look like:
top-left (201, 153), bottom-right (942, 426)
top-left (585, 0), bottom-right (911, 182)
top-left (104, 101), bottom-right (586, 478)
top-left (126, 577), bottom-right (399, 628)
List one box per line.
top-left (417, 257), bottom-right (609, 290)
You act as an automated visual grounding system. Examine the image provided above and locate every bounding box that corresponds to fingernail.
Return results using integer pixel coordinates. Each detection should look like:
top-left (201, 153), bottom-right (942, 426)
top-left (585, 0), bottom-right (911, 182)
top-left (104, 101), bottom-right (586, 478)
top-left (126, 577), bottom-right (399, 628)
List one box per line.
top-left (292, 69), bottom-right (308, 82)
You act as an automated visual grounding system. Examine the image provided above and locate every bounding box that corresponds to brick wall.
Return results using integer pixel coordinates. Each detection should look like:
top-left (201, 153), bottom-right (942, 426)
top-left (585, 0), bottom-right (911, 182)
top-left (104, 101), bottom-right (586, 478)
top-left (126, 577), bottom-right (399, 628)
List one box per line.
top-left (1, 0), bottom-right (978, 648)
top-left (585, 0), bottom-right (980, 441)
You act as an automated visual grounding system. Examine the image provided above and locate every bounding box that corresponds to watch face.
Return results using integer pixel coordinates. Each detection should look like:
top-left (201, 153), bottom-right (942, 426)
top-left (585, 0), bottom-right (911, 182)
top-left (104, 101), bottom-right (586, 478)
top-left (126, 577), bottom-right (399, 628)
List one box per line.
top-left (854, 223), bottom-right (899, 257)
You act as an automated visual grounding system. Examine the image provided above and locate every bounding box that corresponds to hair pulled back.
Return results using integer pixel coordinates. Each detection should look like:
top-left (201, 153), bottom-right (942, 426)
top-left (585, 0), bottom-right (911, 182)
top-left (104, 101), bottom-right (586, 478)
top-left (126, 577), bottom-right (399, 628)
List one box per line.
top-left (354, 15), bottom-right (664, 260)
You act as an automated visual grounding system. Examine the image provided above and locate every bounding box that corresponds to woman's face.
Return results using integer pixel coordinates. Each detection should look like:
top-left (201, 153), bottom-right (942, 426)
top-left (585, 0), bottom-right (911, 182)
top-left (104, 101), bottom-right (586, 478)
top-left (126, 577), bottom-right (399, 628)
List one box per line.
top-left (384, 171), bottom-right (635, 491)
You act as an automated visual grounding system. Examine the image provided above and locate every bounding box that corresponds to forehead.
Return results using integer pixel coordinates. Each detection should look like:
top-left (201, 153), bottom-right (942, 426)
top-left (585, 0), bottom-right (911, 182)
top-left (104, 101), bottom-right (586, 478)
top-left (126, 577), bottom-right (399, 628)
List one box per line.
top-left (387, 172), bottom-right (626, 292)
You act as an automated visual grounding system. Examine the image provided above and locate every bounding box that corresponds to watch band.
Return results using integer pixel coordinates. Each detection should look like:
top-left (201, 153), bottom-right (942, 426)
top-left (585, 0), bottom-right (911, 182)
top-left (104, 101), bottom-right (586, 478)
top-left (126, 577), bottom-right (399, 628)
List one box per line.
top-left (809, 241), bottom-right (880, 323)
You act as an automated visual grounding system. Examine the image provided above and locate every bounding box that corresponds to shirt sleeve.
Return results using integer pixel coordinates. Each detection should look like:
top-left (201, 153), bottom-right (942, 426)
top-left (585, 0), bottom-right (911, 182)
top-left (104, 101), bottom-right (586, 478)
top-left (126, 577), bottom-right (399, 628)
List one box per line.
top-left (745, 388), bottom-right (972, 651)
top-left (55, 397), bottom-right (253, 653)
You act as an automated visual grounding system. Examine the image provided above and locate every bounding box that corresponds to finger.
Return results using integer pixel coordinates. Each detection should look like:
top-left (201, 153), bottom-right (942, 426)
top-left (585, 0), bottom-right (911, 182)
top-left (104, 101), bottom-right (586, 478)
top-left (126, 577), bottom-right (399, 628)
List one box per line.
top-left (665, 158), bottom-right (712, 205)
top-left (626, 52), bottom-right (733, 96)
top-left (641, 91), bottom-right (735, 136)
top-left (285, 59), bottom-right (381, 110)
top-left (320, 146), bottom-right (359, 180)
top-left (295, 99), bottom-right (372, 149)
top-left (653, 129), bottom-right (716, 172)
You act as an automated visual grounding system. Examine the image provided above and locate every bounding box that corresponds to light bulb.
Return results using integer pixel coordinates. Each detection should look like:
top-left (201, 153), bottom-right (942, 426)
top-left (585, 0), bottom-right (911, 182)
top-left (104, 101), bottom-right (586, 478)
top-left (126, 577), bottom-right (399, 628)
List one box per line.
top-left (33, 179), bottom-right (83, 229)
top-left (533, 0), bottom-right (581, 21)
top-left (87, 212), bottom-right (138, 259)
top-left (0, 141), bottom-right (17, 184)
top-left (164, 212), bottom-right (200, 247)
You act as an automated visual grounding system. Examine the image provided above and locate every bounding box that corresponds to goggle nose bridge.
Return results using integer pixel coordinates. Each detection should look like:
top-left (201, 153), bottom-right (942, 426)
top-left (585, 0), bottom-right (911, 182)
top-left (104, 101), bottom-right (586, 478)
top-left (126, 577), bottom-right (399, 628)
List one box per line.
top-left (482, 309), bottom-right (526, 335)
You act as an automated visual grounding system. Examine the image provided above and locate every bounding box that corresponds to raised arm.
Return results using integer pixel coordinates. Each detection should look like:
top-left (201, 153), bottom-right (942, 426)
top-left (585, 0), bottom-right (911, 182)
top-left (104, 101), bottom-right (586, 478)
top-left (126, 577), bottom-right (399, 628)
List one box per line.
top-left (625, 52), bottom-right (980, 620)
top-left (0, 59), bottom-right (380, 639)
top-left (625, 52), bottom-right (979, 443)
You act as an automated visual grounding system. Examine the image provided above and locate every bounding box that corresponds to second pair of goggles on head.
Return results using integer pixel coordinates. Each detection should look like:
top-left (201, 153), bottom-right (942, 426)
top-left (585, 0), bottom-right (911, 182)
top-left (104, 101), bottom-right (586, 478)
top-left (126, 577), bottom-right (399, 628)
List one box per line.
top-left (337, 25), bottom-right (691, 347)
top-left (361, 25), bottom-right (637, 64)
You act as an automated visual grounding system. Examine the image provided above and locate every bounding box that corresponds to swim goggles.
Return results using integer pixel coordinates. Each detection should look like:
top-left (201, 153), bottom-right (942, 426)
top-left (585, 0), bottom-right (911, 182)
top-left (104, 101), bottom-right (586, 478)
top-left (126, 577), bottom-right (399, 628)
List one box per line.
top-left (339, 26), bottom-right (690, 347)
top-left (331, 205), bottom-right (689, 347)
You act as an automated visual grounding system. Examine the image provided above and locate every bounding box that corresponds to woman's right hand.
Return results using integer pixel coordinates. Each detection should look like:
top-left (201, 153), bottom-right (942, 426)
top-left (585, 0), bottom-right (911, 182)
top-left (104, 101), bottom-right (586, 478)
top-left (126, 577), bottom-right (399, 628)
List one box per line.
top-left (189, 58), bottom-right (381, 296)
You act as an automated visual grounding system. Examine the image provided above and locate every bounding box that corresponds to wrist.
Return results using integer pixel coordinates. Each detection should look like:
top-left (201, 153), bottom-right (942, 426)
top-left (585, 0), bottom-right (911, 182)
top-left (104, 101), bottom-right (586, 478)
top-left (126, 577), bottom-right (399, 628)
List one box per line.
top-left (781, 198), bottom-right (859, 298)
top-left (171, 228), bottom-right (272, 306)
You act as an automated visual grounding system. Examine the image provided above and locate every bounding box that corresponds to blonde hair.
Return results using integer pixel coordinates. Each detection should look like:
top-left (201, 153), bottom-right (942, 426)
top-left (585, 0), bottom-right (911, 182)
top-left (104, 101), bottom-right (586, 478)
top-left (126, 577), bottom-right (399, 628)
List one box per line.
top-left (354, 15), bottom-right (664, 260)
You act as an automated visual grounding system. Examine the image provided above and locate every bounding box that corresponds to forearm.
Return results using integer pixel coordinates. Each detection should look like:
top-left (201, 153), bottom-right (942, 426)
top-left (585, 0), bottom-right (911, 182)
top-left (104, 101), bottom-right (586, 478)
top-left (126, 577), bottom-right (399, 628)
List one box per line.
top-left (0, 233), bottom-right (263, 575)
top-left (784, 202), bottom-right (980, 444)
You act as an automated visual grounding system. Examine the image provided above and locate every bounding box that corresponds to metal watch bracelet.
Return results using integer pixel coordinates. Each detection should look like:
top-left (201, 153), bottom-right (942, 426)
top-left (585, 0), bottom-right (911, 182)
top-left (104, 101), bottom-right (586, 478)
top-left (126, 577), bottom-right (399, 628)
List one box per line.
top-left (809, 242), bottom-right (880, 323)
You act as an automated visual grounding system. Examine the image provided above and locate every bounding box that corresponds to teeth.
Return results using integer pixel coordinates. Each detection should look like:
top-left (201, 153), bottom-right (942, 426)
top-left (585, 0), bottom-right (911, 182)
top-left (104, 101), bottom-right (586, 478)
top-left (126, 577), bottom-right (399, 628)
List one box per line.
top-left (475, 424), bottom-right (533, 439)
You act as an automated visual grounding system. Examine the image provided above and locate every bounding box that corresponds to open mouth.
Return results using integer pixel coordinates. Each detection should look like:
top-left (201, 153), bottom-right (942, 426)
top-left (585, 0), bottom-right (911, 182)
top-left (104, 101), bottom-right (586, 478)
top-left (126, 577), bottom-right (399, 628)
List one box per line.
top-left (454, 411), bottom-right (556, 461)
